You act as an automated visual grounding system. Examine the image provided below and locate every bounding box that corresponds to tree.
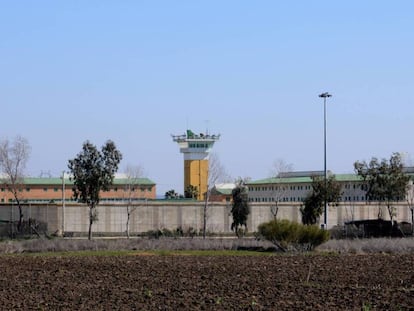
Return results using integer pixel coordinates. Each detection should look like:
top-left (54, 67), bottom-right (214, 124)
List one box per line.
top-left (184, 185), bottom-right (199, 199)
top-left (230, 179), bottom-right (250, 237)
top-left (407, 180), bottom-right (414, 235)
top-left (269, 159), bottom-right (293, 219)
top-left (165, 189), bottom-right (180, 199)
top-left (202, 153), bottom-right (231, 239)
top-left (0, 136), bottom-right (31, 231)
top-left (68, 140), bottom-right (122, 240)
top-left (301, 175), bottom-right (342, 225)
top-left (354, 153), bottom-right (410, 224)
top-left (123, 164), bottom-right (144, 239)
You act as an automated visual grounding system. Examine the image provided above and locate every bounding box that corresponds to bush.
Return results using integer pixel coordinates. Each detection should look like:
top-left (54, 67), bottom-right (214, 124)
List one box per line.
top-left (258, 219), bottom-right (329, 251)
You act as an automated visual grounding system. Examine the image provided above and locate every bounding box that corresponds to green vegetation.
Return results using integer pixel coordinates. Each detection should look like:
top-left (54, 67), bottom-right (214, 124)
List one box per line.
top-left (68, 140), bottom-right (122, 240)
top-left (164, 189), bottom-right (183, 199)
top-left (300, 175), bottom-right (342, 225)
top-left (231, 180), bottom-right (250, 237)
top-left (258, 219), bottom-right (330, 251)
top-left (184, 185), bottom-right (199, 199)
top-left (354, 152), bottom-right (410, 224)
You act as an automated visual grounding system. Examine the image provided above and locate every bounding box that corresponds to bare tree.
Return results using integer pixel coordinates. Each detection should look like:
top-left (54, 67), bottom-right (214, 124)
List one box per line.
top-left (123, 164), bottom-right (145, 239)
top-left (407, 180), bottom-right (414, 235)
top-left (268, 159), bottom-right (293, 219)
top-left (202, 153), bottom-right (231, 238)
top-left (0, 136), bottom-right (31, 231)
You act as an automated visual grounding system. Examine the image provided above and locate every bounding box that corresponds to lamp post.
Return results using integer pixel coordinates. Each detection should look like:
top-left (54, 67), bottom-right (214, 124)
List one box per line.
top-left (61, 171), bottom-right (66, 236)
top-left (319, 92), bottom-right (332, 229)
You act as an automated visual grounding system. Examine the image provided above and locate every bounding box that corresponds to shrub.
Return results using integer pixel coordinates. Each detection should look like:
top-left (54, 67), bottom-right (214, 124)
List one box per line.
top-left (258, 219), bottom-right (329, 251)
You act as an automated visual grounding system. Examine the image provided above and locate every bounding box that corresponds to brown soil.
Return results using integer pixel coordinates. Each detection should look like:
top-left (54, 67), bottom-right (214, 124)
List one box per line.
top-left (0, 254), bottom-right (413, 310)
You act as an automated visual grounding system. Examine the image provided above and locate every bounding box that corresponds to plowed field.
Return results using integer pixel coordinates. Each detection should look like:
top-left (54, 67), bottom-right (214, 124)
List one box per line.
top-left (0, 254), bottom-right (413, 310)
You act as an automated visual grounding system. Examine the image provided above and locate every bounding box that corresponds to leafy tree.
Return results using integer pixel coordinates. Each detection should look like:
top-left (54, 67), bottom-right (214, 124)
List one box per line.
top-left (165, 189), bottom-right (180, 199)
top-left (68, 140), bottom-right (122, 240)
top-left (184, 185), bottom-right (198, 199)
top-left (230, 180), bottom-right (250, 237)
top-left (354, 153), bottom-right (410, 224)
top-left (0, 136), bottom-right (31, 231)
top-left (301, 175), bottom-right (342, 225)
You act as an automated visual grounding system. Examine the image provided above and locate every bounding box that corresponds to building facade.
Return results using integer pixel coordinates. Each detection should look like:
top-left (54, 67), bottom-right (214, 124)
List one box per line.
top-left (246, 170), bottom-right (411, 204)
top-left (0, 177), bottom-right (156, 203)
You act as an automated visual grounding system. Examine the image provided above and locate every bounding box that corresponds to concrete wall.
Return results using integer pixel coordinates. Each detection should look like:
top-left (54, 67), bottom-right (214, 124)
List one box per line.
top-left (0, 201), bottom-right (412, 235)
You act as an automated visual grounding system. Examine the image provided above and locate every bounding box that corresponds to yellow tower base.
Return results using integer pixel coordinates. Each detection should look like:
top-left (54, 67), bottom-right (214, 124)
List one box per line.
top-left (184, 159), bottom-right (208, 200)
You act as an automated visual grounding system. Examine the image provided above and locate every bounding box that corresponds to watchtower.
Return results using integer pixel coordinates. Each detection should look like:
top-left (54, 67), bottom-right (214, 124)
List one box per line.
top-left (172, 129), bottom-right (220, 200)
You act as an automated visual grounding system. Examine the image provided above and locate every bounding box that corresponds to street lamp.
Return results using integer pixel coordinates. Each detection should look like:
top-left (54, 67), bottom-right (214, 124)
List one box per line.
top-left (61, 171), bottom-right (67, 236)
top-left (319, 92), bottom-right (332, 229)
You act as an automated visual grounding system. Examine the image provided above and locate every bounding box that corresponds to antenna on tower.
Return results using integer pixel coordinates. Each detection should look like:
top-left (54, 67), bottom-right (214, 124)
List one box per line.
top-left (205, 120), bottom-right (209, 135)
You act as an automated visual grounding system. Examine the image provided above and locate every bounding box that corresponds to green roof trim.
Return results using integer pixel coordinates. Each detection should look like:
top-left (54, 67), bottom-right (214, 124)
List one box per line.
top-left (23, 178), bottom-right (70, 185)
top-left (248, 173), bottom-right (364, 185)
top-left (3, 177), bottom-right (155, 186)
top-left (214, 188), bottom-right (233, 195)
top-left (112, 178), bottom-right (155, 186)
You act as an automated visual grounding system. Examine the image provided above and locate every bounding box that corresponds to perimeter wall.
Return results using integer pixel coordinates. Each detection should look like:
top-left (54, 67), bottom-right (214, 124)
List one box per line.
top-left (0, 202), bottom-right (412, 235)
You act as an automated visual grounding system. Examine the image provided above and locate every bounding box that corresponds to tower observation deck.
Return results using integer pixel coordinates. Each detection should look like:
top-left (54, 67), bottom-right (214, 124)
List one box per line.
top-left (172, 129), bottom-right (220, 200)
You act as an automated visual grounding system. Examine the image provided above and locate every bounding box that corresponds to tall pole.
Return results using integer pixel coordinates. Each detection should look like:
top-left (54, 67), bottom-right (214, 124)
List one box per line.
top-left (319, 92), bottom-right (332, 229)
top-left (62, 171), bottom-right (66, 236)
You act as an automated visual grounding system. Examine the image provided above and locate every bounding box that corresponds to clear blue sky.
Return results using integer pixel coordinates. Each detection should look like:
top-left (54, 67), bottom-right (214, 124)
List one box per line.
top-left (1, 1), bottom-right (413, 196)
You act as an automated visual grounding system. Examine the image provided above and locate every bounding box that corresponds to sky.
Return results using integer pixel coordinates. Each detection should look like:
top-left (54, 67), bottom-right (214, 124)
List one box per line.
top-left (1, 1), bottom-right (414, 197)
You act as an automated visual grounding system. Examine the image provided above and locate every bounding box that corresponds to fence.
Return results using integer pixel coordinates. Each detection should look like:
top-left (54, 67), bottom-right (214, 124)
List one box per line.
top-left (0, 201), bottom-right (412, 236)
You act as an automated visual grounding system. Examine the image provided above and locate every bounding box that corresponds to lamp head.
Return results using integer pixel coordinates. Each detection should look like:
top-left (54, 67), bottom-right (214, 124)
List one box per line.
top-left (319, 92), bottom-right (332, 98)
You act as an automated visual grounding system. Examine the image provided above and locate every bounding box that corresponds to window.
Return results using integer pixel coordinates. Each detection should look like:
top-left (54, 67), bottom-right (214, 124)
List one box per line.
top-left (54, 188), bottom-right (58, 192)
top-left (26, 188), bottom-right (30, 192)
top-left (43, 188), bottom-right (48, 192)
